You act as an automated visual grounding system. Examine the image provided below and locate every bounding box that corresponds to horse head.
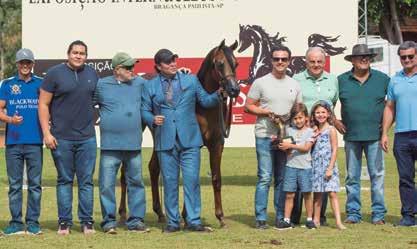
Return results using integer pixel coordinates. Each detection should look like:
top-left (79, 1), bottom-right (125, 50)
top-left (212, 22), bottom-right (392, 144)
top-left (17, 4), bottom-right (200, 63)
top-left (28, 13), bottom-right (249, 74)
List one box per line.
top-left (212, 39), bottom-right (240, 98)
top-left (238, 24), bottom-right (253, 53)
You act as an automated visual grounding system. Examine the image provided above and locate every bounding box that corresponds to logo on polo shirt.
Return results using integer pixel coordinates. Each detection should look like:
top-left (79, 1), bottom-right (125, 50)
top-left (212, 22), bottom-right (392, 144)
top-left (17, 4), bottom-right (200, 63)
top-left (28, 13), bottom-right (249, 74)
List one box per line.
top-left (10, 84), bottom-right (21, 95)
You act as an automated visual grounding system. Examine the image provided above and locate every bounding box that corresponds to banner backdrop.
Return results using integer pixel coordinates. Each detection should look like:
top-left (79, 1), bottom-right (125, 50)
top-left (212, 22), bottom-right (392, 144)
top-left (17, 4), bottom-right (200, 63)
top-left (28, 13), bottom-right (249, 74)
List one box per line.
top-left (23, 0), bottom-right (358, 147)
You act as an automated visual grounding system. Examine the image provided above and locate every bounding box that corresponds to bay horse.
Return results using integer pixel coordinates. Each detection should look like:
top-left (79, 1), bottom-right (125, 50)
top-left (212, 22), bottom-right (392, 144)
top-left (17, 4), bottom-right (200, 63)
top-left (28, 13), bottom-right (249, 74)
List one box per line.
top-left (118, 40), bottom-right (240, 227)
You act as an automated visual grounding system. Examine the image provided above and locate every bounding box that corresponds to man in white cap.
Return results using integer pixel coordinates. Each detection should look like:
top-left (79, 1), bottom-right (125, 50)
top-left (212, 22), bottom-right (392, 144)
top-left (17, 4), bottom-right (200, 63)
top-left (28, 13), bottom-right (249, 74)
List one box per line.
top-left (95, 52), bottom-right (148, 234)
top-left (0, 48), bottom-right (44, 235)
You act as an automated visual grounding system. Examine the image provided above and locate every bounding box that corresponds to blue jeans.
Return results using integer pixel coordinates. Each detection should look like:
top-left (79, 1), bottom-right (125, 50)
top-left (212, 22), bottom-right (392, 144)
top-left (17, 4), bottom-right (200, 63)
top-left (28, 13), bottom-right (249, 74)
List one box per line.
top-left (393, 131), bottom-right (417, 222)
top-left (51, 137), bottom-right (97, 226)
top-left (99, 150), bottom-right (146, 230)
top-left (158, 141), bottom-right (202, 228)
top-left (254, 137), bottom-right (286, 222)
top-left (6, 144), bottom-right (43, 227)
top-left (345, 140), bottom-right (386, 222)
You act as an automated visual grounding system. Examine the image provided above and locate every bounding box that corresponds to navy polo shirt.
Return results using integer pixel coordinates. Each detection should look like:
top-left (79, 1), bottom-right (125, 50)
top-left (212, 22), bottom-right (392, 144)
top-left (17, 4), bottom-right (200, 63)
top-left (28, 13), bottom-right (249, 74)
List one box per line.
top-left (338, 69), bottom-right (390, 141)
top-left (0, 74), bottom-right (43, 145)
top-left (41, 63), bottom-right (98, 140)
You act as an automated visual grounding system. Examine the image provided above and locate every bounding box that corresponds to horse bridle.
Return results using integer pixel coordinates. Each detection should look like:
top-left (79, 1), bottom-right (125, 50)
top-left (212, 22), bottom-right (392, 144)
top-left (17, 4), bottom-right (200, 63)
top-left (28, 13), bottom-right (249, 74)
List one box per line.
top-left (214, 61), bottom-right (237, 138)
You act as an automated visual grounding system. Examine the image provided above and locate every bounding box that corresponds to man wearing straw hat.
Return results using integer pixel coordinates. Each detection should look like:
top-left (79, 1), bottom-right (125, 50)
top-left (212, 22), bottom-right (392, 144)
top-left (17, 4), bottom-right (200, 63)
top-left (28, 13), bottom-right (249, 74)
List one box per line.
top-left (338, 44), bottom-right (389, 225)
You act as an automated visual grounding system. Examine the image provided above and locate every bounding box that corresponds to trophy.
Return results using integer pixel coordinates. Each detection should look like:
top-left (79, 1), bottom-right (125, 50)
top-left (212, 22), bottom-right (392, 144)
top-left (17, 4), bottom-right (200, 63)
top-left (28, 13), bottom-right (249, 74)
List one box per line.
top-left (270, 112), bottom-right (295, 146)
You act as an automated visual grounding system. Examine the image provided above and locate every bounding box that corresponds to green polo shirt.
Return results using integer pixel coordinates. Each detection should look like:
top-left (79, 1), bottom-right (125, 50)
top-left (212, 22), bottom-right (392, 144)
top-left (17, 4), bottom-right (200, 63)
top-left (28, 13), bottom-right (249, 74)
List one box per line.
top-left (293, 70), bottom-right (338, 112)
top-left (338, 68), bottom-right (390, 141)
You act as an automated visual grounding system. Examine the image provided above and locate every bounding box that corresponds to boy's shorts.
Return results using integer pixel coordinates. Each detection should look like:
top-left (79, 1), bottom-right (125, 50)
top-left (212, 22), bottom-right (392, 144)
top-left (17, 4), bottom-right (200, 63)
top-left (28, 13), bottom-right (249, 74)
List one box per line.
top-left (282, 166), bottom-right (312, 193)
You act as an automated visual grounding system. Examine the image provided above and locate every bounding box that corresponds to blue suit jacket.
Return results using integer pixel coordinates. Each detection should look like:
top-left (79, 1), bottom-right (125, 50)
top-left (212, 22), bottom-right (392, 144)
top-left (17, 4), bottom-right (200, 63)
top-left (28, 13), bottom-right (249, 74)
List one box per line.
top-left (141, 72), bottom-right (219, 151)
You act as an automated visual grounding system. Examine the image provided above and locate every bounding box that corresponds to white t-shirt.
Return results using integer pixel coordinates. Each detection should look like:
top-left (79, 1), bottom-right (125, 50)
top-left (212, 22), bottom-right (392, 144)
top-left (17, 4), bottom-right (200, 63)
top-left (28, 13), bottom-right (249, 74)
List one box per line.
top-left (247, 73), bottom-right (302, 138)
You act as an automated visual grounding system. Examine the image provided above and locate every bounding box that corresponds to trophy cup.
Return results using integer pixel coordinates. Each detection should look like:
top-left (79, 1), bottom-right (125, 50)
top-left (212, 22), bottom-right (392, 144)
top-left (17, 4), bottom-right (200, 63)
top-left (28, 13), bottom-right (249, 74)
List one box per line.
top-left (270, 113), bottom-right (295, 146)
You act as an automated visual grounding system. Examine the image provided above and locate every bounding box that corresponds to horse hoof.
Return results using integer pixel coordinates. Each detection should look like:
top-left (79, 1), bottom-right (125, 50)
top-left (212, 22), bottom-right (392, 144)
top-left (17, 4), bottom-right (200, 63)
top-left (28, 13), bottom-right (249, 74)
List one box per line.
top-left (220, 221), bottom-right (227, 228)
top-left (118, 216), bottom-right (127, 225)
top-left (158, 216), bottom-right (166, 223)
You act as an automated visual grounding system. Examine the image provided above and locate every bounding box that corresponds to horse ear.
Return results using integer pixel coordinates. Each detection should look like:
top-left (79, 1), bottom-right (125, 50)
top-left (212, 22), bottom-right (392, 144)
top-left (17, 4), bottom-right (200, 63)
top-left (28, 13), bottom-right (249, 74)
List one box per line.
top-left (230, 40), bottom-right (238, 51)
top-left (219, 39), bottom-right (226, 49)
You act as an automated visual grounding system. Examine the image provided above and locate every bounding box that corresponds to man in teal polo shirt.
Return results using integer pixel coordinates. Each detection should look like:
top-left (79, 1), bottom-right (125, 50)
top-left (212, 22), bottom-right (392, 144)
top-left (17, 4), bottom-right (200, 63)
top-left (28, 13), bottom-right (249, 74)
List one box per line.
top-left (381, 41), bottom-right (417, 227)
top-left (292, 47), bottom-right (339, 226)
top-left (294, 47), bottom-right (338, 112)
top-left (338, 44), bottom-right (389, 225)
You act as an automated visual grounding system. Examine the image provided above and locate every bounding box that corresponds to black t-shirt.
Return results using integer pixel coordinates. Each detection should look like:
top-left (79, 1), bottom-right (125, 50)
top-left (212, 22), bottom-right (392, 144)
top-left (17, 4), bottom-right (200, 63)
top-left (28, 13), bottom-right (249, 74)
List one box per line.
top-left (41, 63), bottom-right (98, 140)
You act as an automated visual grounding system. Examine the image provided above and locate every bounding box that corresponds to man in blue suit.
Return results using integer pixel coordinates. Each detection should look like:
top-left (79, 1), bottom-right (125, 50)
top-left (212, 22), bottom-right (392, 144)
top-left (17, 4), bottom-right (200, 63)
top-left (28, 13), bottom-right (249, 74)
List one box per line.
top-left (142, 49), bottom-right (220, 232)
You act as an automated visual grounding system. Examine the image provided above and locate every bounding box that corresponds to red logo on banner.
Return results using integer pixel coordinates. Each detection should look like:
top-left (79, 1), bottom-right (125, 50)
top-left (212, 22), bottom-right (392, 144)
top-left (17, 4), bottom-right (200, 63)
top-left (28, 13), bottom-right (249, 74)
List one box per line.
top-left (133, 56), bottom-right (330, 125)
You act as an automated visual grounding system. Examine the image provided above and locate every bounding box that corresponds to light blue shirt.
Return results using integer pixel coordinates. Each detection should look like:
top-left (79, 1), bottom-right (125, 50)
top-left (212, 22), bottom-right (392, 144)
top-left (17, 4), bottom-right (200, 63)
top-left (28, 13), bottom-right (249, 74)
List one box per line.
top-left (94, 75), bottom-right (145, 150)
top-left (387, 70), bottom-right (417, 133)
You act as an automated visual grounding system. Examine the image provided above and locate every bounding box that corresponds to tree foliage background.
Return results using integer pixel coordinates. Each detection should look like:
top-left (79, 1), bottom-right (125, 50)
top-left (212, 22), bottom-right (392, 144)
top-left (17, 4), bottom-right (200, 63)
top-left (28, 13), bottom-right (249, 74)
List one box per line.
top-left (363, 0), bottom-right (417, 44)
top-left (0, 0), bottom-right (21, 79)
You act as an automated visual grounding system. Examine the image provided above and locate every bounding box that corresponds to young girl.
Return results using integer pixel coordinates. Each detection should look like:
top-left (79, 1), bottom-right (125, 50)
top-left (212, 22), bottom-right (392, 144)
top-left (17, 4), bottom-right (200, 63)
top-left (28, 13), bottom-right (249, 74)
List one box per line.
top-left (310, 100), bottom-right (346, 230)
top-left (276, 103), bottom-right (316, 230)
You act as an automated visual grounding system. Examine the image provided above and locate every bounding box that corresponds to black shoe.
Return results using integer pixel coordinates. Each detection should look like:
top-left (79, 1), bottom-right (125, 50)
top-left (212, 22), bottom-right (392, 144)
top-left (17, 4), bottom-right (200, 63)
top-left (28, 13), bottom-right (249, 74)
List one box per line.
top-left (128, 222), bottom-right (150, 233)
top-left (305, 220), bottom-right (317, 229)
top-left (275, 220), bottom-right (293, 230)
top-left (163, 225), bottom-right (180, 233)
top-left (185, 224), bottom-right (207, 232)
top-left (255, 220), bottom-right (268, 229)
top-left (320, 219), bottom-right (329, 226)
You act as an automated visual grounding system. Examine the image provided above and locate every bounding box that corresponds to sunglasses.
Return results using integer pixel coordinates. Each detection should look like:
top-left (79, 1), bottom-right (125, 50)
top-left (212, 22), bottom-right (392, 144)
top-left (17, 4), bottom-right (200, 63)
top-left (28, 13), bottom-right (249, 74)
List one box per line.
top-left (400, 54), bottom-right (415, 61)
top-left (122, 65), bottom-right (134, 71)
top-left (272, 57), bottom-right (289, 63)
top-left (161, 58), bottom-right (176, 64)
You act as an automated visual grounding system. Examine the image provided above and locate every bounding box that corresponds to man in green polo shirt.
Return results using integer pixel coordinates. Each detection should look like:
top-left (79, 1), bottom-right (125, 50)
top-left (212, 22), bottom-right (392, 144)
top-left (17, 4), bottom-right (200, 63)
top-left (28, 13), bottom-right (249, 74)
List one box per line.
top-left (292, 47), bottom-right (339, 226)
top-left (338, 44), bottom-right (390, 225)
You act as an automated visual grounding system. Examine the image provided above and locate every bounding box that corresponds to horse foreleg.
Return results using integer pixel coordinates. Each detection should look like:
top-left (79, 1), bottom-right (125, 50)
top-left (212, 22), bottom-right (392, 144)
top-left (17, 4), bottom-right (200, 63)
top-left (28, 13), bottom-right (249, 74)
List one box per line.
top-left (118, 163), bottom-right (127, 223)
top-left (208, 143), bottom-right (226, 227)
top-left (149, 151), bottom-right (165, 223)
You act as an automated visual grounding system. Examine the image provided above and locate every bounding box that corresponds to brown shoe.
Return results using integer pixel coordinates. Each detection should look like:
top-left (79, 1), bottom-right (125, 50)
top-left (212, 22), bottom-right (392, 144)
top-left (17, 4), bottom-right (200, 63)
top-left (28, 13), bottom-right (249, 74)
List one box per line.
top-left (372, 220), bottom-right (385, 225)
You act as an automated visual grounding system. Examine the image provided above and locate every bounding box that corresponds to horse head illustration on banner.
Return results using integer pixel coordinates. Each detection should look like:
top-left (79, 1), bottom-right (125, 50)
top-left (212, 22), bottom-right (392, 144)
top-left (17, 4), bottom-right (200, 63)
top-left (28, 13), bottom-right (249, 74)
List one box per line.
top-left (238, 24), bottom-right (347, 83)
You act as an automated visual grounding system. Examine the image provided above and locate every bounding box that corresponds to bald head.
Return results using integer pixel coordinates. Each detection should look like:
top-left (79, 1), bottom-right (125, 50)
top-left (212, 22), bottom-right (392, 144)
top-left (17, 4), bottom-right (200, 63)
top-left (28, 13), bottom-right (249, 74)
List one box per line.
top-left (305, 47), bottom-right (326, 78)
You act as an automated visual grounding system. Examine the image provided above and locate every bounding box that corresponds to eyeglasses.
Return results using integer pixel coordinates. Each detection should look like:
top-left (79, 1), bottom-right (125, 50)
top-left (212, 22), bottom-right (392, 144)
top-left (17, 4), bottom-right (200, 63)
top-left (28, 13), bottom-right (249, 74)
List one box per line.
top-left (271, 57), bottom-right (289, 63)
top-left (353, 55), bottom-right (371, 61)
top-left (161, 58), bottom-right (176, 65)
top-left (122, 65), bottom-right (134, 71)
top-left (400, 54), bottom-right (415, 61)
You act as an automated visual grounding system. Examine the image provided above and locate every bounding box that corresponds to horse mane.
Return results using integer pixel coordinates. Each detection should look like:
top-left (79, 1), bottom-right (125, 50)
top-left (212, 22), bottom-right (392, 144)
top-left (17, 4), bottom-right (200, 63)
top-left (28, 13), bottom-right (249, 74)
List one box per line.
top-left (244, 25), bottom-right (286, 47)
top-left (197, 46), bottom-right (217, 84)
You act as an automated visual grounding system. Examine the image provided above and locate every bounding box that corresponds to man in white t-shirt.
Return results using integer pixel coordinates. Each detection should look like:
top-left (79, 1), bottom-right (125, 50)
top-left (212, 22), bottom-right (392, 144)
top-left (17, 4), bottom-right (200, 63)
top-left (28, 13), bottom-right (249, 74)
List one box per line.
top-left (245, 45), bottom-right (302, 229)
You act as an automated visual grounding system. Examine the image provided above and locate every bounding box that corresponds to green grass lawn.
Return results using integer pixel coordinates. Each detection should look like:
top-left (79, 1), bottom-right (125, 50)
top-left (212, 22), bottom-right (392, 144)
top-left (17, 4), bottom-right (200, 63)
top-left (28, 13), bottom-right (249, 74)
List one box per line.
top-left (0, 144), bottom-right (416, 249)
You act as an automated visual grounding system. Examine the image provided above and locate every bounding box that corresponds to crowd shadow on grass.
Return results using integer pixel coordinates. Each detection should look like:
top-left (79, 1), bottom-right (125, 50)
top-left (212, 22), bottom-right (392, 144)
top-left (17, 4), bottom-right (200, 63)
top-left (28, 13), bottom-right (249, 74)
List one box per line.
top-left (14, 175), bottom-right (258, 188)
top-left (227, 214), bottom-right (255, 228)
top-left (228, 212), bottom-right (403, 228)
top-left (35, 216), bottom-right (213, 233)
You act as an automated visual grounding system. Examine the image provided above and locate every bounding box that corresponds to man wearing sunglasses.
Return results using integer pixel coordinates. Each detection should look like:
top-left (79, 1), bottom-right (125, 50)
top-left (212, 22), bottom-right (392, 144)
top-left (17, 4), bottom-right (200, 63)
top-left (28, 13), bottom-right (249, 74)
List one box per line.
top-left (245, 45), bottom-right (302, 230)
top-left (94, 52), bottom-right (148, 234)
top-left (142, 49), bottom-right (220, 233)
top-left (0, 49), bottom-right (43, 235)
top-left (338, 44), bottom-right (390, 225)
top-left (381, 41), bottom-right (417, 227)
